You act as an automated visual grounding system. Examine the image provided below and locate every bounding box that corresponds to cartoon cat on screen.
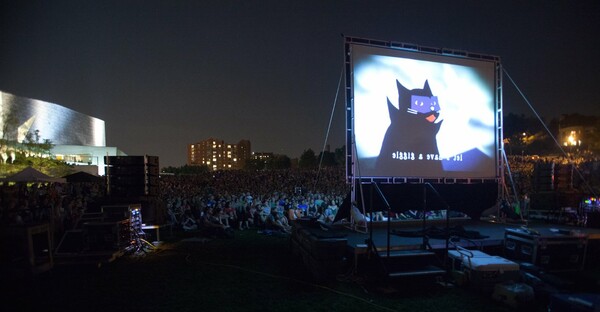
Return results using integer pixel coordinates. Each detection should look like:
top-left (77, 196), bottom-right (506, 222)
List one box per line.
top-left (376, 79), bottom-right (443, 175)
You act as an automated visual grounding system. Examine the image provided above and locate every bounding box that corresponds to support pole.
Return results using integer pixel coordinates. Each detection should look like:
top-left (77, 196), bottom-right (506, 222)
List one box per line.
top-left (422, 185), bottom-right (427, 249)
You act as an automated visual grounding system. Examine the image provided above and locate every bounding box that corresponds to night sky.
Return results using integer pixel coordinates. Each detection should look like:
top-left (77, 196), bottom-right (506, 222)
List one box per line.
top-left (1, 1), bottom-right (599, 167)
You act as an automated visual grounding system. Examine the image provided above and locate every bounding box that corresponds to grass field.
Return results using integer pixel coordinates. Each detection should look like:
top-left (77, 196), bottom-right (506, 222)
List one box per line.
top-left (4, 229), bottom-right (553, 312)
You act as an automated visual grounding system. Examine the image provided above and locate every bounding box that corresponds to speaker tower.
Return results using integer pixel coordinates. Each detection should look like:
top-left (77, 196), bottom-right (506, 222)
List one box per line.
top-left (105, 155), bottom-right (159, 197)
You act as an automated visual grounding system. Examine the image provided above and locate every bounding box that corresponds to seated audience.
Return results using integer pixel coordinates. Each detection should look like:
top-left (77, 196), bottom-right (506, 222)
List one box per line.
top-left (266, 209), bottom-right (291, 234)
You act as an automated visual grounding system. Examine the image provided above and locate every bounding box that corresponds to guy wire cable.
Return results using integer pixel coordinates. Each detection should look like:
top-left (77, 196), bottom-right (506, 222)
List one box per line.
top-left (503, 68), bottom-right (597, 197)
top-left (314, 63), bottom-right (345, 191)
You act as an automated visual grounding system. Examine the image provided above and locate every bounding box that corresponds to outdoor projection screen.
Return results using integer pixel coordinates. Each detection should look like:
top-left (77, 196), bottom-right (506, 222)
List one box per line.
top-left (347, 39), bottom-right (501, 180)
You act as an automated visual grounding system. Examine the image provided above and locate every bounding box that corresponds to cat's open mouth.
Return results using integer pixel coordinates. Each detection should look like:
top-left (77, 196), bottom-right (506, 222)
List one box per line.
top-left (425, 113), bottom-right (438, 123)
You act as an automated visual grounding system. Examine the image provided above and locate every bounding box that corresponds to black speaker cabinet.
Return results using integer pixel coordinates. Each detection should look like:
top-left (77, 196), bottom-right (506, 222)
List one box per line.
top-left (533, 162), bottom-right (555, 192)
top-left (105, 155), bottom-right (159, 197)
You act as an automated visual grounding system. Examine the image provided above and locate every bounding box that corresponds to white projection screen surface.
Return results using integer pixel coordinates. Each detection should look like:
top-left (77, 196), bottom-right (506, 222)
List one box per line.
top-left (350, 43), bottom-right (499, 179)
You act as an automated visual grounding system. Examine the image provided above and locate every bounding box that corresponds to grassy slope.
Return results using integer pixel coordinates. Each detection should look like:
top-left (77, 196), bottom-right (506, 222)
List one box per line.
top-left (4, 230), bottom-right (532, 312)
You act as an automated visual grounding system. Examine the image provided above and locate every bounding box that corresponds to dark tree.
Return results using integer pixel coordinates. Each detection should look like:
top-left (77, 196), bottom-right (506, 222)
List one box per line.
top-left (268, 154), bottom-right (291, 169)
top-left (317, 151), bottom-right (337, 167)
top-left (244, 159), bottom-right (265, 171)
top-left (162, 164), bottom-right (209, 175)
top-left (299, 149), bottom-right (317, 168)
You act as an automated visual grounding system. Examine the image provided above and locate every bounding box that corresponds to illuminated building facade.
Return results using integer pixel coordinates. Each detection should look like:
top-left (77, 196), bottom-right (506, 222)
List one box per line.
top-left (252, 152), bottom-right (274, 161)
top-left (559, 125), bottom-right (599, 152)
top-left (188, 138), bottom-right (251, 171)
top-left (560, 126), bottom-right (583, 148)
top-left (0, 91), bottom-right (124, 175)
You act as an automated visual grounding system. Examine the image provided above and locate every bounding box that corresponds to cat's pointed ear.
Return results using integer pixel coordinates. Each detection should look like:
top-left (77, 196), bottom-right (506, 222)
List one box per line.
top-left (422, 80), bottom-right (431, 94)
top-left (387, 97), bottom-right (398, 117)
top-left (395, 79), bottom-right (409, 108)
top-left (396, 79), bottom-right (408, 94)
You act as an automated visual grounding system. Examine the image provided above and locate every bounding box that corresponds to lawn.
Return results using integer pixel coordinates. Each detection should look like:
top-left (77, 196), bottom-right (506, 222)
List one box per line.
top-left (4, 229), bottom-right (541, 312)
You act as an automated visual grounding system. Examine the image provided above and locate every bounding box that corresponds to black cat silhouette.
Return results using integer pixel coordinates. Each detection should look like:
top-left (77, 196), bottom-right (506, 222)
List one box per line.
top-left (376, 79), bottom-right (443, 176)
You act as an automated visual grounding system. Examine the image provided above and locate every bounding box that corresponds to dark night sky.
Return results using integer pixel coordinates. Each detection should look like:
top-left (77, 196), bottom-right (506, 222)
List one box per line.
top-left (1, 0), bottom-right (599, 167)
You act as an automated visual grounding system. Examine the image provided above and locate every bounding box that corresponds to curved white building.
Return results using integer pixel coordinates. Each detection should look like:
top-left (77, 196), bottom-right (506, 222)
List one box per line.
top-left (0, 91), bottom-right (125, 175)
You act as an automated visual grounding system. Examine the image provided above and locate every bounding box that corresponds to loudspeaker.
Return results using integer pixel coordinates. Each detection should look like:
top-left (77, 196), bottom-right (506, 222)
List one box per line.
top-left (105, 155), bottom-right (159, 197)
top-left (530, 192), bottom-right (557, 211)
top-left (106, 156), bottom-right (148, 166)
top-left (106, 166), bottom-right (147, 175)
top-left (555, 164), bottom-right (573, 190)
top-left (533, 162), bottom-right (554, 192)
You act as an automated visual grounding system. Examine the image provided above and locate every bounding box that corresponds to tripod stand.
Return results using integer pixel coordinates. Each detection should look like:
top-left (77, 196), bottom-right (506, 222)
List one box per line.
top-left (128, 227), bottom-right (157, 254)
top-left (127, 206), bottom-right (156, 255)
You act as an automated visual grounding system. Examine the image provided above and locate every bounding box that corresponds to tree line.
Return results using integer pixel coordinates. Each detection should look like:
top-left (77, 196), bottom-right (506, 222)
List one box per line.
top-left (162, 146), bottom-right (346, 175)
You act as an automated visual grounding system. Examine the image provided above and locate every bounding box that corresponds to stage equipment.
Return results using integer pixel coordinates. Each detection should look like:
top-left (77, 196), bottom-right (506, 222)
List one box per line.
top-left (533, 162), bottom-right (555, 192)
top-left (491, 283), bottom-right (535, 309)
top-left (466, 256), bottom-right (520, 292)
top-left (549, 293), bottom-right (600, 312)
top-left (582, 197), bottom-right (600, 212)
top-left (83, 220), bottom-right (131, 251)
top-left (102, 205), bottom-right (132, 221)
top-left (504, 227), bottom-right (588, 272)
top-left (448, 245), bottom-right (520, 293)
top-left (351, 182), bottom-right (498, 221)
top-left (127, 205), bottom-right (156, 253)
top-left (2, 223), bottom-right (53, 275)
top-left (54, 230), bottom-right (85, 255)
top-left (324, 36), bottom-right (504, 285)
top-left (530, 192), bottom-right (558, 211)
top-left (358, 182), bottom-right (446, 281)
top-left (99, 204), bottom-right (154, 252)
top-left (556, 164), bottom-right (574, 190)
top-left (105, 155), bottom-right (159, 197)
top-left (342, 36), bottom-right (502, 255)
top-left (290, 220), bottom-right (347, 282)
top-left (582, 197), bottom-right (600, 228)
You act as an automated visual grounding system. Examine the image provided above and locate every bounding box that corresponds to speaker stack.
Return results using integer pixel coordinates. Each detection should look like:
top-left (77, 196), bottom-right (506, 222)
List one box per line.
top-left (105, 155), bottom-right (159, 197)
top-left (533, 162), bottom-right (555, 192)
top-left (531, 162), bottom-right (557, 211)
top-left (555, 163), bottom-right (574, 190)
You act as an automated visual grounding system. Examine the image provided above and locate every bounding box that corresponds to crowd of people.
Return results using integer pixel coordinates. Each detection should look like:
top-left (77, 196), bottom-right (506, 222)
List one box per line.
top-left (507, 154), bottom-right (600, 197)
top-left (0, 179), bottom-right (105, 249)
top-left (159, 167), bottom-right (349, 236)
top-left (0, 167), bottom-right (348, 242)
top-left (3, 153), bottom-right (600, 242)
